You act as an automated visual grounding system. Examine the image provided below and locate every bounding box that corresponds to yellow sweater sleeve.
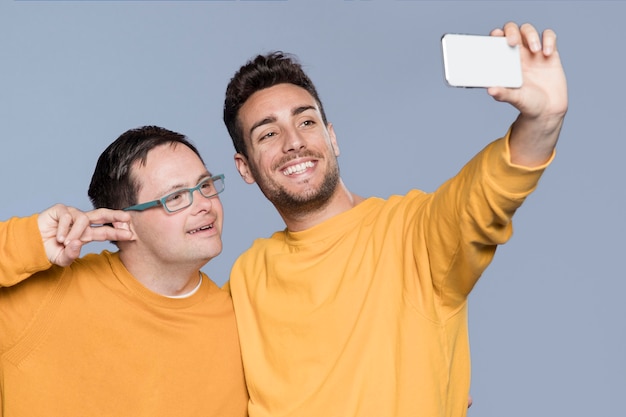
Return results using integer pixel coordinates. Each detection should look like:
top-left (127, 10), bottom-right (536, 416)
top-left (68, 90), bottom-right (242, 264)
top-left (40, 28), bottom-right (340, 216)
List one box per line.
top-left (421, 131), bottom-right (553, 312)
top-left (0, 214), bottom-right (51, 287)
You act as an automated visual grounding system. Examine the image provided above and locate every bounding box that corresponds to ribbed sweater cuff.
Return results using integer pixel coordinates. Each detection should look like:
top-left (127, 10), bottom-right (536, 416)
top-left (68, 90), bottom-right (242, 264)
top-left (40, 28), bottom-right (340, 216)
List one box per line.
top-left (486, 128), bottom-right (555, 196)
top-left (11, 214), bottom-right (51, 275)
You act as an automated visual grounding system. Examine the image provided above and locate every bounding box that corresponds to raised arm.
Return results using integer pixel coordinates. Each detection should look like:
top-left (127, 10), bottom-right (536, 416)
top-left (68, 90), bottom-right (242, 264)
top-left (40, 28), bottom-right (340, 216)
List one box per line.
top-left (38, 204), bottom-right (135, 267)
top-left (488, 22), bottom-right (568, 167)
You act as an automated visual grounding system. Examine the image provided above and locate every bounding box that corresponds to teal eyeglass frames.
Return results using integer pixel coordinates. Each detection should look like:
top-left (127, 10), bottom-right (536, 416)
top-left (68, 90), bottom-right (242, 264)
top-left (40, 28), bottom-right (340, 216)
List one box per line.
top-left (123, 174), bottom-right (225, 214)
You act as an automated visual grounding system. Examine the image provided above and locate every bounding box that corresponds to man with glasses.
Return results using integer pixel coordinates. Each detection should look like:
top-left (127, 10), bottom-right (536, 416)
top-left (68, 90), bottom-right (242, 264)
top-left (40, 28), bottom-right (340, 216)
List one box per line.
top-left (0, 125), bottom-right (248, 416)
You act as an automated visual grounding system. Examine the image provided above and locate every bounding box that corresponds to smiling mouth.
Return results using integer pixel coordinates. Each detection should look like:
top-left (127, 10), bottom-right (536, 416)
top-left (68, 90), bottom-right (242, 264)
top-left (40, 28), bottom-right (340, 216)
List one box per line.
top-left (188, 224), bottom-right (214, 234)
top-left (282, 161), bottom-right (314, 176)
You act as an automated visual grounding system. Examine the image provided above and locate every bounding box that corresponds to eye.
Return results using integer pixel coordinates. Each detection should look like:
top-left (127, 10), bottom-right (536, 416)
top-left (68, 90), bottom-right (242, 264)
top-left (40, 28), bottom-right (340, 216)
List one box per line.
top-left (165, 190), bottom-right (186, 206)
top-left (259, 131), bottom-right (277, 141)
top-left (301, 119), bottom-right (315, 127)
top-left (200, 181), bottom-right (215, 193)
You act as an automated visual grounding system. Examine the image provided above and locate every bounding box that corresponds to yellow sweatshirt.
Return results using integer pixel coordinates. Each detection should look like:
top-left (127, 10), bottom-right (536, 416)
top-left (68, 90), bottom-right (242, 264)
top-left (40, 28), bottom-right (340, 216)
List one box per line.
top-left (0, 215), bottom-right (248, 417)
top-left (228, 135), bottom-right (552, 417)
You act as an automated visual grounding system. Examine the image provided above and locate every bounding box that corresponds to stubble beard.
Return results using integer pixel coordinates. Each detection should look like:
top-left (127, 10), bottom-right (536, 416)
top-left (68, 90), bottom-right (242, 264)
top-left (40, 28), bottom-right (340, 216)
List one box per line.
top-left (250, 158), bottom-right (341, 218)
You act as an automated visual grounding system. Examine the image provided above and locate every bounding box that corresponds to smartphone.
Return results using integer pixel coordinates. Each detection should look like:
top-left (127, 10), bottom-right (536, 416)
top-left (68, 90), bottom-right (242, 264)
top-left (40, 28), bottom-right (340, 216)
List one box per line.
top-left (441, 33), bottom-right (522, 88)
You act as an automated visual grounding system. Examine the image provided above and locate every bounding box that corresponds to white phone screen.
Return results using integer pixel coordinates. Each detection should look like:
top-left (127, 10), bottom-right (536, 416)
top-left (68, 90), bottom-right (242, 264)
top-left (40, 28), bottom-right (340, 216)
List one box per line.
top-left (441, 34), bottom-right (522, 88)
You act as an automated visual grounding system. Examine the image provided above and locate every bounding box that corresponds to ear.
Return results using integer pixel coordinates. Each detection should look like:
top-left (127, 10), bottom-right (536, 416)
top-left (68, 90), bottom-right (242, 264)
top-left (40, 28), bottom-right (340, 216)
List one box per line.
top-left (327, 123), bottom-right (340, 157)
top-left (234, 153), bottom-right (257, 184)
top-left (113, 220), bottom-right (137, 241)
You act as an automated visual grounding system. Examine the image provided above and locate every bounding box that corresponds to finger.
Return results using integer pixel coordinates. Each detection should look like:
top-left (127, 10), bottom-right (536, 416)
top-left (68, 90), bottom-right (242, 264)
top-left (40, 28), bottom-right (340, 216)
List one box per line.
top-left (520, 22), bottom-right (542, 53)
top-left (88, 224), bottom-right (135, 243)
top-left (85, 208), bottom-right (134, 243)
top-left (502, 21), bottom-right (522, 47)
top-left (86, 208), bottom-right (132, 226)
top-left (52, 240), bottom-right (83, 267)
top-left (55, 208), bottom-right (78, 244)
top-left (487, 86), bottom-right (505, 100)
top-left (61, 208), bottom-right (93, 246)
top-left (490, 28), bottom-right (504, 37)
top-left (541, 28), bottom-right (557, 56)
top-left (486, 86), bottom-right (519, 105)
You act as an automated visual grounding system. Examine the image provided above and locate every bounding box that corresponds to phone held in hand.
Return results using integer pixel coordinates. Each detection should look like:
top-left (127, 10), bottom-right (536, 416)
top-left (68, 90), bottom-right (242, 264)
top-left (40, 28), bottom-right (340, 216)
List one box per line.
top-left (441, 33), bottom-right (523, 88)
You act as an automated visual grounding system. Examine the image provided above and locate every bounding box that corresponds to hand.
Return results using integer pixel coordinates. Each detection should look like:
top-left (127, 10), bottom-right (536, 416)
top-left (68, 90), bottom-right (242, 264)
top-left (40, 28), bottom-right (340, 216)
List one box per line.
top-left (38, 204), bottom-right (135, 267)
top-left (488, 22), bottom-right (568, 120)
top-left (489, 22), bottom-right (568, 167)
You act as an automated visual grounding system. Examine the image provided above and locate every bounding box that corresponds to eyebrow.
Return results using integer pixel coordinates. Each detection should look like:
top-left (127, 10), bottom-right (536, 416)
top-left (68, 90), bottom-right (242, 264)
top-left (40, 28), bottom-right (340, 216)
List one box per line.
top-left (154, 172), bottom-right (212, 199)
top-left (249, 116), bottom-right (276, 137)
top-left (248, 105), bottom-right (318, 138)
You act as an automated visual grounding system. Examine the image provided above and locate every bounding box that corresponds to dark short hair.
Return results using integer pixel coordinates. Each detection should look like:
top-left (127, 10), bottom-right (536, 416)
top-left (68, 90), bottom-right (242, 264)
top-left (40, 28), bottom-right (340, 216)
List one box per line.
top-left (223, 51), bottom-right (328, 158)
top-left (88, 125), bottom-right (204, 210)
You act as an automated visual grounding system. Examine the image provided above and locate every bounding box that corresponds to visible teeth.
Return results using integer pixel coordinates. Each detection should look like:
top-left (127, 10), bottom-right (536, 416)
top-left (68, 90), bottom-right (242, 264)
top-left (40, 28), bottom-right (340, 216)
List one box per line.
top-left (189, 224), bottom-right (213, 234)
top-left (283, 161), bottom-right (314, 175)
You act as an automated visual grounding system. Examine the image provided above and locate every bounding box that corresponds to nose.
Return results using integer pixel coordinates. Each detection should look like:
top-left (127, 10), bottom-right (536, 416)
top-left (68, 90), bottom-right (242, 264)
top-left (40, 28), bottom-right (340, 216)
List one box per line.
top-left (282, 127), bottom-right (306, 153)
top-left (190, 188), bottom-right (215, 212)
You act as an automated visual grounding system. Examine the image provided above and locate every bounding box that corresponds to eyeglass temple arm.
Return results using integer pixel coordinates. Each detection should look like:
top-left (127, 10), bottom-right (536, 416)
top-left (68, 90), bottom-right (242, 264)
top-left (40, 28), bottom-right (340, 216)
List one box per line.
top-left (123, 200), bottom-right (162, 212)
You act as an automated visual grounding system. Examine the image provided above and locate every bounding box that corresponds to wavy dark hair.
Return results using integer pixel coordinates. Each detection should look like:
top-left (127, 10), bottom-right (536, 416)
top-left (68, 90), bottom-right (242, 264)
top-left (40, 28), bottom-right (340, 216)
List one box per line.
top-left (223, 51), bottom-right (328, 158)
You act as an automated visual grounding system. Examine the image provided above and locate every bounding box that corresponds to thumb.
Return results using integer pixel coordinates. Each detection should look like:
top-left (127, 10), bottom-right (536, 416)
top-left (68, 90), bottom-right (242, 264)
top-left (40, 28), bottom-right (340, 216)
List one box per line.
top-left (54, 240), bottom-right (83, 267)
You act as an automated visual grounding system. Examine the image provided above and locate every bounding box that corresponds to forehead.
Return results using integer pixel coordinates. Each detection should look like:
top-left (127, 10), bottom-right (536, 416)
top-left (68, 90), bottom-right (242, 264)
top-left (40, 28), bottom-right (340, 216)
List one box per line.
top-left (132, 143), bottom-right (207, 194)
top-left (239, 83), bottom-right (321, 124)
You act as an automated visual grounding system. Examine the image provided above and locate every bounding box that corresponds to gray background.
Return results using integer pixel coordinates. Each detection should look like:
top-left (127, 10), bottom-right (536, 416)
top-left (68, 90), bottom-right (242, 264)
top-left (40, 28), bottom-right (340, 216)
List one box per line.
top-left (1, 1), bottom-right (623, 416)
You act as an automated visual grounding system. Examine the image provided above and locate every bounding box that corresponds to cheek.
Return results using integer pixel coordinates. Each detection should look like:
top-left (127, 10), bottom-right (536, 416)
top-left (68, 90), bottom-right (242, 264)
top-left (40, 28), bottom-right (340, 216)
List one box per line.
top-left (213, 200), bottom-right (225, 225)
top-left (244, 157), bottom-right (265, 180)
top-left (253, 146), bottom-right (276, 167)
top-left (134, 213), bottom-right (175, 241)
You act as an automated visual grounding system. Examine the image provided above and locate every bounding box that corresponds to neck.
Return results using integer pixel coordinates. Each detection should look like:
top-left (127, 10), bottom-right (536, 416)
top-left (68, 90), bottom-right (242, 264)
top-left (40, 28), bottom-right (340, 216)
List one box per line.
top-left (280, 180), bottom-right (365, 232)
top-left (118, 252), bottom-right (204, 297)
